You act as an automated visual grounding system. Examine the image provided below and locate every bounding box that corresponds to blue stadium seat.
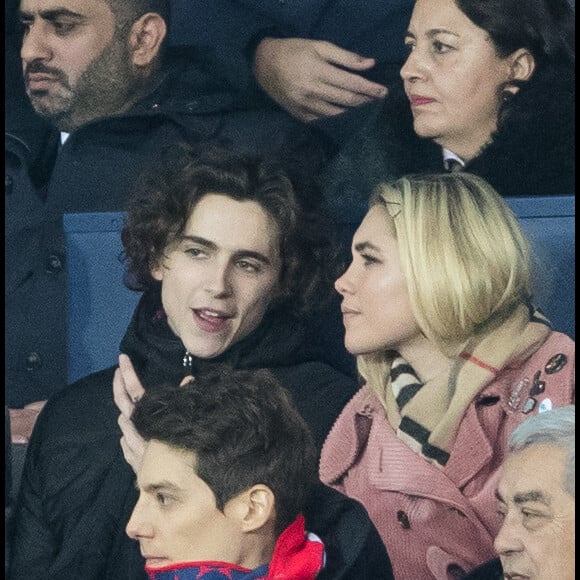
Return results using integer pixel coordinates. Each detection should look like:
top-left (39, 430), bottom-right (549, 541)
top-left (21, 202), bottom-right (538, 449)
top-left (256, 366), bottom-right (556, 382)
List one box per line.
top-left (64, 195), bottom-right (574, 383)
top-left (64, 213), bottom-right (140, 383)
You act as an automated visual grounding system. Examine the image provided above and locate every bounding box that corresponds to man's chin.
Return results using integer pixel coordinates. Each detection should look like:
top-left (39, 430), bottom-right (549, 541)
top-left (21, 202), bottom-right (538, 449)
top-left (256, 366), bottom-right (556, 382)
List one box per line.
top-left (30, 102), bottom-right (74, 130)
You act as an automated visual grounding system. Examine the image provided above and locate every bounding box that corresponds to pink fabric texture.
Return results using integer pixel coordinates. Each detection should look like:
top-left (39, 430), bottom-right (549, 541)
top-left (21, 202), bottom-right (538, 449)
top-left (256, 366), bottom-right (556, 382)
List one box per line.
top-left (320, 332), bottom-right (574, 580)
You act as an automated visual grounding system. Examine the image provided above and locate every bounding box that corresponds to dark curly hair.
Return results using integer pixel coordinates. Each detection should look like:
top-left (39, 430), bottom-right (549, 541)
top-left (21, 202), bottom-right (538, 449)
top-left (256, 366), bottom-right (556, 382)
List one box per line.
top-left (121, 143), bottom-right (337, 314)
top-left (131, 366), bottom-right (317, 534)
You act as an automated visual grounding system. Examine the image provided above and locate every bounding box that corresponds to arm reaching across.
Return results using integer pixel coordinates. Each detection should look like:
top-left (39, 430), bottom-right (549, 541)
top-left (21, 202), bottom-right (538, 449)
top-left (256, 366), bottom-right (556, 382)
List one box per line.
top-left (254, 37), bottom-right (388, 122)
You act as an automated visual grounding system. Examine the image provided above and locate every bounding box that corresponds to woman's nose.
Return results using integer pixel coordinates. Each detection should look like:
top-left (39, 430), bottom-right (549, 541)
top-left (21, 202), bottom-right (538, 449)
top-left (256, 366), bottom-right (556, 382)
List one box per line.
top-left (400, 47), bottom-right (424, 82)
top-left (335, 263), bottom-right (355, 295)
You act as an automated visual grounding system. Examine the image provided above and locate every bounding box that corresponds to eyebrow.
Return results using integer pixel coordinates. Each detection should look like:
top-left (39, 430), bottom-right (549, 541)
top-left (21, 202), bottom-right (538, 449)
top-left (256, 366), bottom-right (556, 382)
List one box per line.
top-left (180, 235), bottom-right (274, 266)
top-left (19, 8), bottom-right (86, 21)
top-left (405, 28), bottom-right (461, 39)
top-left (134, 480), bottom-right (183, 493)
top-left (495, 489), bottom-right (552, 506)
top-left (354, 241), bottom-right (382, 253)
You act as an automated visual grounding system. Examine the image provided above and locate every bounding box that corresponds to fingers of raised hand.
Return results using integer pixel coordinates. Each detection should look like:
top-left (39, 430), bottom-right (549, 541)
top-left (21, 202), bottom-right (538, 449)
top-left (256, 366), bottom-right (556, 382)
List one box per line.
top-left (118, 354), bottom-right (145, 398)
top-left (179, 375), bottom-right (195, 387)
top-left (118, 415), bottom-right (146, 473)
top-left (113, 368), bottom-right (134, 416)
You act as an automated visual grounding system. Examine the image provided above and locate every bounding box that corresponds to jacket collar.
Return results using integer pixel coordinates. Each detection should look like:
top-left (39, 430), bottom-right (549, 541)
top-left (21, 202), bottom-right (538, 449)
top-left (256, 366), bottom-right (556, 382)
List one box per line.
top-left (119, 287), bottom-right (314, 391)
top-left (321, 386), bottom-right (499, 517)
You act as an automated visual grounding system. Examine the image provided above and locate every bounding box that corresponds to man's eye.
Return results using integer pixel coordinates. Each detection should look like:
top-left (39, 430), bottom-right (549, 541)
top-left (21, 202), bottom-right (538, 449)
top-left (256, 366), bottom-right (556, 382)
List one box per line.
top-left (238, 260), bottom-right (260, 273)
top-left (185, 248), bottom-right (204, 258)
top-left (53, 21), bottom-right (76, 35)
top-left (19, 20), bottom-right (32, 34)
top-left (156, 493), bottom-right (171, 506)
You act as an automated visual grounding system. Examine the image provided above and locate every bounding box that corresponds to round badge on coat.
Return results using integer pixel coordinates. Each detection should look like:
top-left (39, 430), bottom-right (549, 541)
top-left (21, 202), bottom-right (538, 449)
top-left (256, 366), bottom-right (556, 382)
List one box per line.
top-left (544, 353), bottom-right (567, 374)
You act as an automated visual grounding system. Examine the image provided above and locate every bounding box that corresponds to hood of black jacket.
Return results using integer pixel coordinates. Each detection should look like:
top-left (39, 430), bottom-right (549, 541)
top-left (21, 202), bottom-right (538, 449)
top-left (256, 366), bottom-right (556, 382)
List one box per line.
top-left (119, 285), bottom-right (318, 391)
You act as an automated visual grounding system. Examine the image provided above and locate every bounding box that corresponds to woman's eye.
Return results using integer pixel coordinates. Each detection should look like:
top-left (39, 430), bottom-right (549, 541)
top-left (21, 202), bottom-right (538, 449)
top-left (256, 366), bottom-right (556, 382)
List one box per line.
top-left (362, 254), bottom-right (380, 266)
top-left (432, 40), bottom-right (454, 54)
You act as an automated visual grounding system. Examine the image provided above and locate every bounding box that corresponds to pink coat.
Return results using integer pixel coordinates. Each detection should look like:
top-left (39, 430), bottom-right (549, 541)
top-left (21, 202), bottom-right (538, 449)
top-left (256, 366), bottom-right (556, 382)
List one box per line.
top-left (320, 332), bottom-right (574, 580)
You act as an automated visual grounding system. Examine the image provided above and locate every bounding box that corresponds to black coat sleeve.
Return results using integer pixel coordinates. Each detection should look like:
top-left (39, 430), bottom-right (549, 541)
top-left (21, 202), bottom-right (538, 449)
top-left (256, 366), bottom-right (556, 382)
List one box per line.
top-left (8, 406), bottom-right (58, 578)
top-left (305, 483), bottom-right (395, 580)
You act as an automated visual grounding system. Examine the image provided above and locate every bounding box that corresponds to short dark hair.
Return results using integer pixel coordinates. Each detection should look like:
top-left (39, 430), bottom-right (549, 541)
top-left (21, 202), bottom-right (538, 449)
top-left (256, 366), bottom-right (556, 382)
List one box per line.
top-left (107, 0), bottom-right (170, 26)
top-left (131, 366), bottom-right (317, 533)
top-left (121, 143), bottom-right (337, 314)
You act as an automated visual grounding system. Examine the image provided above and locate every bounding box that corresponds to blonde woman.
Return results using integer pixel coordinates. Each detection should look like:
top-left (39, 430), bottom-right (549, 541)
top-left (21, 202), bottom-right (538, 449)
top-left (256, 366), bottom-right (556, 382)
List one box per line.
top-left (320, 173), bottom-right (575, 579)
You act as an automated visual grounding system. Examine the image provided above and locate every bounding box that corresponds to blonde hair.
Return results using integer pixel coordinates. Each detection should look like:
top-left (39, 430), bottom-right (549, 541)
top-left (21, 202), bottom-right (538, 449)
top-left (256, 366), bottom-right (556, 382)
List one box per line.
top-left (358, 173), bottom-right (533, 397)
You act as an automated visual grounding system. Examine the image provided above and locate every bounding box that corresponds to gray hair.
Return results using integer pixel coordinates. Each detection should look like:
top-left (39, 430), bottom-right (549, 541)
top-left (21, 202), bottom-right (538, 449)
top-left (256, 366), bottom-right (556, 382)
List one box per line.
top-left (509, 405), bottom-right (575, 498)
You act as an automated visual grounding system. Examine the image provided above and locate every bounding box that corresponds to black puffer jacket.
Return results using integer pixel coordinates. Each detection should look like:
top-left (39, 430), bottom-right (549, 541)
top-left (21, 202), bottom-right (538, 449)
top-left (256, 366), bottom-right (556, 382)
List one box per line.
top-left (9, 288), bottom-right (393, 580)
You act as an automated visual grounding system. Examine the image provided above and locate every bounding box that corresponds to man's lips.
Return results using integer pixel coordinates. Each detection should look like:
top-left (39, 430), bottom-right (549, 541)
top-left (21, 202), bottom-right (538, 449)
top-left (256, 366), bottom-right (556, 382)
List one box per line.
top-left (192, 308), bottom-right (234, 333)
top-left (25, 73), bottom-right (60, 89)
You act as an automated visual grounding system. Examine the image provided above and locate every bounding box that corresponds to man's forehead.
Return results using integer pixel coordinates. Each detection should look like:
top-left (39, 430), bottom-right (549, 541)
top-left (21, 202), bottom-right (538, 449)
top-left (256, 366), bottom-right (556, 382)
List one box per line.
top-left (500, 444), bottom-right (567, 498)
top-left (20, 0), bottom-right (110, 16)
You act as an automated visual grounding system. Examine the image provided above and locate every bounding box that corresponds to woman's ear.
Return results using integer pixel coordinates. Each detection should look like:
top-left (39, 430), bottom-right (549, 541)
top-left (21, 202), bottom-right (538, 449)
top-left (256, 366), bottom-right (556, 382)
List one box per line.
top-left (129, 13), bottom-right (167, 67)
top-left (230, 485), bottom-right (276, 533)
top-left (508, 48), bottom-right (536, 83)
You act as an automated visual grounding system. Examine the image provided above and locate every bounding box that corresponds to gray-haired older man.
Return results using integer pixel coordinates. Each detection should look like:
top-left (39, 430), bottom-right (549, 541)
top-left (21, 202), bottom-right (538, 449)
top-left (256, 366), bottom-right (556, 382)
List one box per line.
top-left (466, 405), bottom-right (575, 580)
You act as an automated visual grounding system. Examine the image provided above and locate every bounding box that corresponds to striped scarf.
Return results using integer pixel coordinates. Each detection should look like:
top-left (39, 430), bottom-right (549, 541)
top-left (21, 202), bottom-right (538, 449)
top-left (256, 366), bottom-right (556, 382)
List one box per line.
top-left (385, 304), bottom-right (552, 466)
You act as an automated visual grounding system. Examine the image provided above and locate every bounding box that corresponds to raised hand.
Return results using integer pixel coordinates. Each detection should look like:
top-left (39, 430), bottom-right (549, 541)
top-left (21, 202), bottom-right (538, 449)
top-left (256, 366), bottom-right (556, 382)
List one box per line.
top-left (113, 354), bottom-right (146, 473)
top-left (254, 37), bottom-right (388, 123)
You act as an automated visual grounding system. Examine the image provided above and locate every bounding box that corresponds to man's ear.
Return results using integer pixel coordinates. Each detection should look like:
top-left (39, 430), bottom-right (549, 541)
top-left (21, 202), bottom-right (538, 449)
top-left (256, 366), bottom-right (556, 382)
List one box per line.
top-left (129, 13), bottom-right (167, 67)
top-left (150, 262), bottom-right (164, 282)
top-left (230, 485), bottom-right (276, 533)
top-left (508, 48), bottom-right (536, 83)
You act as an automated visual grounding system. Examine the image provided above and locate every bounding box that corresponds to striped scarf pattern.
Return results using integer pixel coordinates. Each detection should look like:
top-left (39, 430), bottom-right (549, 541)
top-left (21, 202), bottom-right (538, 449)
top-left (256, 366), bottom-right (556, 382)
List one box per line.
top-left (387, 304), bottom-right (552, 466)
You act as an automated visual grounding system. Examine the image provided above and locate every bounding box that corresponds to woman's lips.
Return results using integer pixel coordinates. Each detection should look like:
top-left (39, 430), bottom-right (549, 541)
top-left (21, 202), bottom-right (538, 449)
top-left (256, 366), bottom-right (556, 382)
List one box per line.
top-left (409, 95), bottom-right (436, 106)
top-left (341, 306), bottom-right (360, 321)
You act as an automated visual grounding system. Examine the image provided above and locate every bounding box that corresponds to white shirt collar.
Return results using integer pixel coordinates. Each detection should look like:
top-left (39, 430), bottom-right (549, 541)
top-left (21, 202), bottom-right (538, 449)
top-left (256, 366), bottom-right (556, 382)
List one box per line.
top-left (60, 132), bottom-right (70, 145)
top-left (442, 147), bottom-right (465, 169)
